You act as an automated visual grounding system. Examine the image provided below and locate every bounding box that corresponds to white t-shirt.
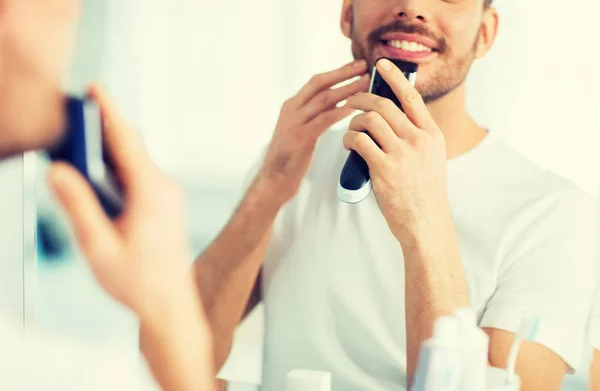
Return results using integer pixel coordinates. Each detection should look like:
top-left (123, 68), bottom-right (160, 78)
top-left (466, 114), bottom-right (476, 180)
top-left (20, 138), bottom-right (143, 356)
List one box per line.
top-left (0, 317), bottom-right (159, 391)
top-left (259, 127), bottom-right (597, 391)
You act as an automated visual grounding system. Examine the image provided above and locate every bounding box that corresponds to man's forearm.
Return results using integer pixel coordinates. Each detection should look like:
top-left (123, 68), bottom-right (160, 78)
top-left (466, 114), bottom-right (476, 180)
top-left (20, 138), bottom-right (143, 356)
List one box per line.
top-left (140, 277), bottom-right (216, 391)
top-left (193, 176), bottom-right (282, 369)
top-left (592, 349), bottom-right (600, 391)
top-left (401, 218), bottom-right (470, 384)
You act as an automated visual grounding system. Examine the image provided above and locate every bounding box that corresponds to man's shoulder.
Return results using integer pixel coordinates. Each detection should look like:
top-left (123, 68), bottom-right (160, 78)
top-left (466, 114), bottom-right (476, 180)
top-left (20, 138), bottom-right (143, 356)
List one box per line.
top-left (478, 134), bottom-right (591, 205)
top-left (481, 137), bottom-right (596, 255)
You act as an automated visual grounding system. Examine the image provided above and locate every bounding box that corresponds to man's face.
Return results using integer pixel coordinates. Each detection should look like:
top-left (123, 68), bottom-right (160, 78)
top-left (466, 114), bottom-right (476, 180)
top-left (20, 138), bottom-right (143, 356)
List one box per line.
top-left (342, 0), bottom-right (497, 103)
top-left (0, 0), bottom-right (80, 158)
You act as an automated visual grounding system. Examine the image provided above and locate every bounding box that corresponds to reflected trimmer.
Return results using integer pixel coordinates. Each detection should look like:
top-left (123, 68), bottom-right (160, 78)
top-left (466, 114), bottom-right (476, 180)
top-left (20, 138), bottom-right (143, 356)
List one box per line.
top-left (47, 96), bottom-right (124, 219)
top-left (337, 57), bottom-right (418, 204)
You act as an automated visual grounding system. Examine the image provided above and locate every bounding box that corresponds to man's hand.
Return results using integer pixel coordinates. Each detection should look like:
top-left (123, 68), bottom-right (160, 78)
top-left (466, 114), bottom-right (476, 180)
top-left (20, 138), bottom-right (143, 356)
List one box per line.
top-left (258, 59), bottom-right (370, 206)
top-left (344, 58), bottom-right (450, 245)
top-left (48, 84), bottom-right (194, 319)
top-left (344, 59), bottom-right (469, 382)
top-left (48, 84), bottom-right (215, 391)
top-left (485, 328), bottom-right (568, 391)
top-left (186, 61), bottom-right (369, 372)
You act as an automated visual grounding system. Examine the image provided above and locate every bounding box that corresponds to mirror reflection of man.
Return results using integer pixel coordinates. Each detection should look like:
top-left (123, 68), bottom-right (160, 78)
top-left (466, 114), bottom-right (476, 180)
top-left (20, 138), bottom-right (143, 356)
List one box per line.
top-left (0, 1), bottom-right (215, 390)
top-left (185, 1), bottom-right (597, 390)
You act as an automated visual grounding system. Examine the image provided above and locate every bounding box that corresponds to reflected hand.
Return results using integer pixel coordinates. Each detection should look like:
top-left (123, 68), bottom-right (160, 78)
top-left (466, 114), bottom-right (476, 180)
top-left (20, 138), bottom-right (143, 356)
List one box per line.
top-left (48, 84), bottom-right (197, 319)
top-left (257, 59), bottom-right (370, 206)
top-left (344, 59), bottom-right (450, 244)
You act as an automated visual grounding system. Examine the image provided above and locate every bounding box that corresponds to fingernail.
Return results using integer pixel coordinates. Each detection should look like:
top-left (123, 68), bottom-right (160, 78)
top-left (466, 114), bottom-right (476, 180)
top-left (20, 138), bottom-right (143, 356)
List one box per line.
top-left (378, 58), bottom-right (393, 71)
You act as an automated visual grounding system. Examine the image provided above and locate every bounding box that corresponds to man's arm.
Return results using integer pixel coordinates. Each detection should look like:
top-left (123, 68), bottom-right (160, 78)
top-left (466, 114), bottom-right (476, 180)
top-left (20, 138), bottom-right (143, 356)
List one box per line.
top-left (50, 85), bottom-right (218, 391)
top-left (342, 60), bottom-right (471, 383)
top-left (592, 349), bottom-right (600, 391)
top-left (401, 219), bottom-right (470, 384)
top-left (146, 59), bottom-right (370, 373)
top-left (191, 177), bottom-right (279, 370)
top-left (402, 228), bottom-right (570, 391)
top-left (343, 59), bottom-right (594, 391)
top-left (401, 219), bottom-right (575, 391)
top-left (485, 328), bottom-right (568, 390)
top-left (139, 177), bottom-right (278, 372)
top-left (139, 276), bottom-right (217, 391)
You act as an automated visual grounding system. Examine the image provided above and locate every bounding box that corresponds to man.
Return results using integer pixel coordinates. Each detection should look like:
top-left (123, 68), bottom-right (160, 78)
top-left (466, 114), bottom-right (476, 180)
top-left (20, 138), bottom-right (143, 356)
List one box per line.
top-left (0, 1), bottom-right (215, 390)
top-left (188, 1), bottom-right (597, 390)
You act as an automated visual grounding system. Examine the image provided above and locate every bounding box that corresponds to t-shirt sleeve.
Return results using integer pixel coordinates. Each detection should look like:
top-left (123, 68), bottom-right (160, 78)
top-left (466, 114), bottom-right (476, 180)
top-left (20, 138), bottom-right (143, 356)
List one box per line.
top-left (480, 189), bottom-right (598, 372)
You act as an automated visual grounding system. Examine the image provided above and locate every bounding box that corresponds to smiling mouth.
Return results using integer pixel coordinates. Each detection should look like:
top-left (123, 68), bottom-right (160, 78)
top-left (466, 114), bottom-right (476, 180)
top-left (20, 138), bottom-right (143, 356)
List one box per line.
top-left (382, 39), bottom-right (436, 53)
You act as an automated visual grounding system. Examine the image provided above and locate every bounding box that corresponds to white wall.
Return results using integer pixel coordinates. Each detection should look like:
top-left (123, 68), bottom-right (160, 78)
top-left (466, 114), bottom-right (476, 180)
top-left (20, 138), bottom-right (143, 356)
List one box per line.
top-left (467, 0), bottom-right (600, 195)
top-left (65, 0), bottom-right (141, 124)
top-left (143, 0), bottom-right (286, 181)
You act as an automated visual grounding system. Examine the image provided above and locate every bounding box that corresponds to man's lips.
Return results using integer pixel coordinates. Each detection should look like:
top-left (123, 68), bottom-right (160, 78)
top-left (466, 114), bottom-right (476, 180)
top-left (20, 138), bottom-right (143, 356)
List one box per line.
top-left (375, 40), bottom-right (438, 62)
top-left (380, 32), bottom-right (439, 51)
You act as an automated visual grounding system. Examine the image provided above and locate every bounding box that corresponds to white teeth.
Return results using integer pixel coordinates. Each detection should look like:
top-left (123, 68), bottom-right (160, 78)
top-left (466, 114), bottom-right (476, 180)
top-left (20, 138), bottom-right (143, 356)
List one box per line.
top-left (386, 40), bottom-right (432, 52)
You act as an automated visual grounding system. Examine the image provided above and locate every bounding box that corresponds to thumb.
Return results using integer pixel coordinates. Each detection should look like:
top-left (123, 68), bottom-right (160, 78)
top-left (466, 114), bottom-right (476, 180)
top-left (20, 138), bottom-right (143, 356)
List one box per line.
top-left (47, 162), bottom-right (123, 265)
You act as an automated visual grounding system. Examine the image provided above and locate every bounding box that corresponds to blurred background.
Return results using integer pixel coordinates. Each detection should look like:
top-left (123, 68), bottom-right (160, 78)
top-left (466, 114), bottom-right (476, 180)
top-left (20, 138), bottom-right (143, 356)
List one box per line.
top-left (33, 0), bottom-right (600, 390)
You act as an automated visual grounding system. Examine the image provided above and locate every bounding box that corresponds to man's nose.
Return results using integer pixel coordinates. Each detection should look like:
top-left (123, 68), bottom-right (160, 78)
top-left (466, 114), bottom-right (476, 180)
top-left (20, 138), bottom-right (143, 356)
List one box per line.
top-left (391, 0), bottom-right (429, 23)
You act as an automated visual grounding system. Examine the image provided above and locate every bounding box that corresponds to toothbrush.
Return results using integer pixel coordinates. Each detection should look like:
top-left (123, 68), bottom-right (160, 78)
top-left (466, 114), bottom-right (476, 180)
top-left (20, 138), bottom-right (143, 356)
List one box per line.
top-left (506, 316), bottom-right (541, 383)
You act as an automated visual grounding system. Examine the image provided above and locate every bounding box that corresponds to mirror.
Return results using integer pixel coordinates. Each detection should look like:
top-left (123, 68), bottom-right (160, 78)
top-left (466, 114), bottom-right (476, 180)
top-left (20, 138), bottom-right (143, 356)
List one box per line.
top-left (29, 1), bottom-right (600, 391)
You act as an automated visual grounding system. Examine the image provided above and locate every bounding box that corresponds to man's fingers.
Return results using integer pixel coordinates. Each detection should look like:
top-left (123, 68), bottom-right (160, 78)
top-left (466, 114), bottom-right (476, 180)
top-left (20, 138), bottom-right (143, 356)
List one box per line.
top-left (295, 59), bottom-right (368, 107)
top-left (47, 162), bottom-right (122, 264)
top-left (87, 83), bottom-right (154, 190)
top-left (348, 112), bottom-right (398, 153)
top-left (346, 93), bottom-right (419, 140)
top-left (376, 59), bottom-right (436, 130)
top-left (304, 105), bottom-right (356, 140)
top-left (343, 131), bottom-right (386, 169)
top-left (301, 73), bottom-right (370, 123)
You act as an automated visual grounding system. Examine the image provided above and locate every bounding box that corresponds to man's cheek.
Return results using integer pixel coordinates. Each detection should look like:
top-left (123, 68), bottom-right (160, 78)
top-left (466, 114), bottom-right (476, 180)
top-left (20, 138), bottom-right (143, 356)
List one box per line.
top-left (444, 19), bottom-right (481, 52)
